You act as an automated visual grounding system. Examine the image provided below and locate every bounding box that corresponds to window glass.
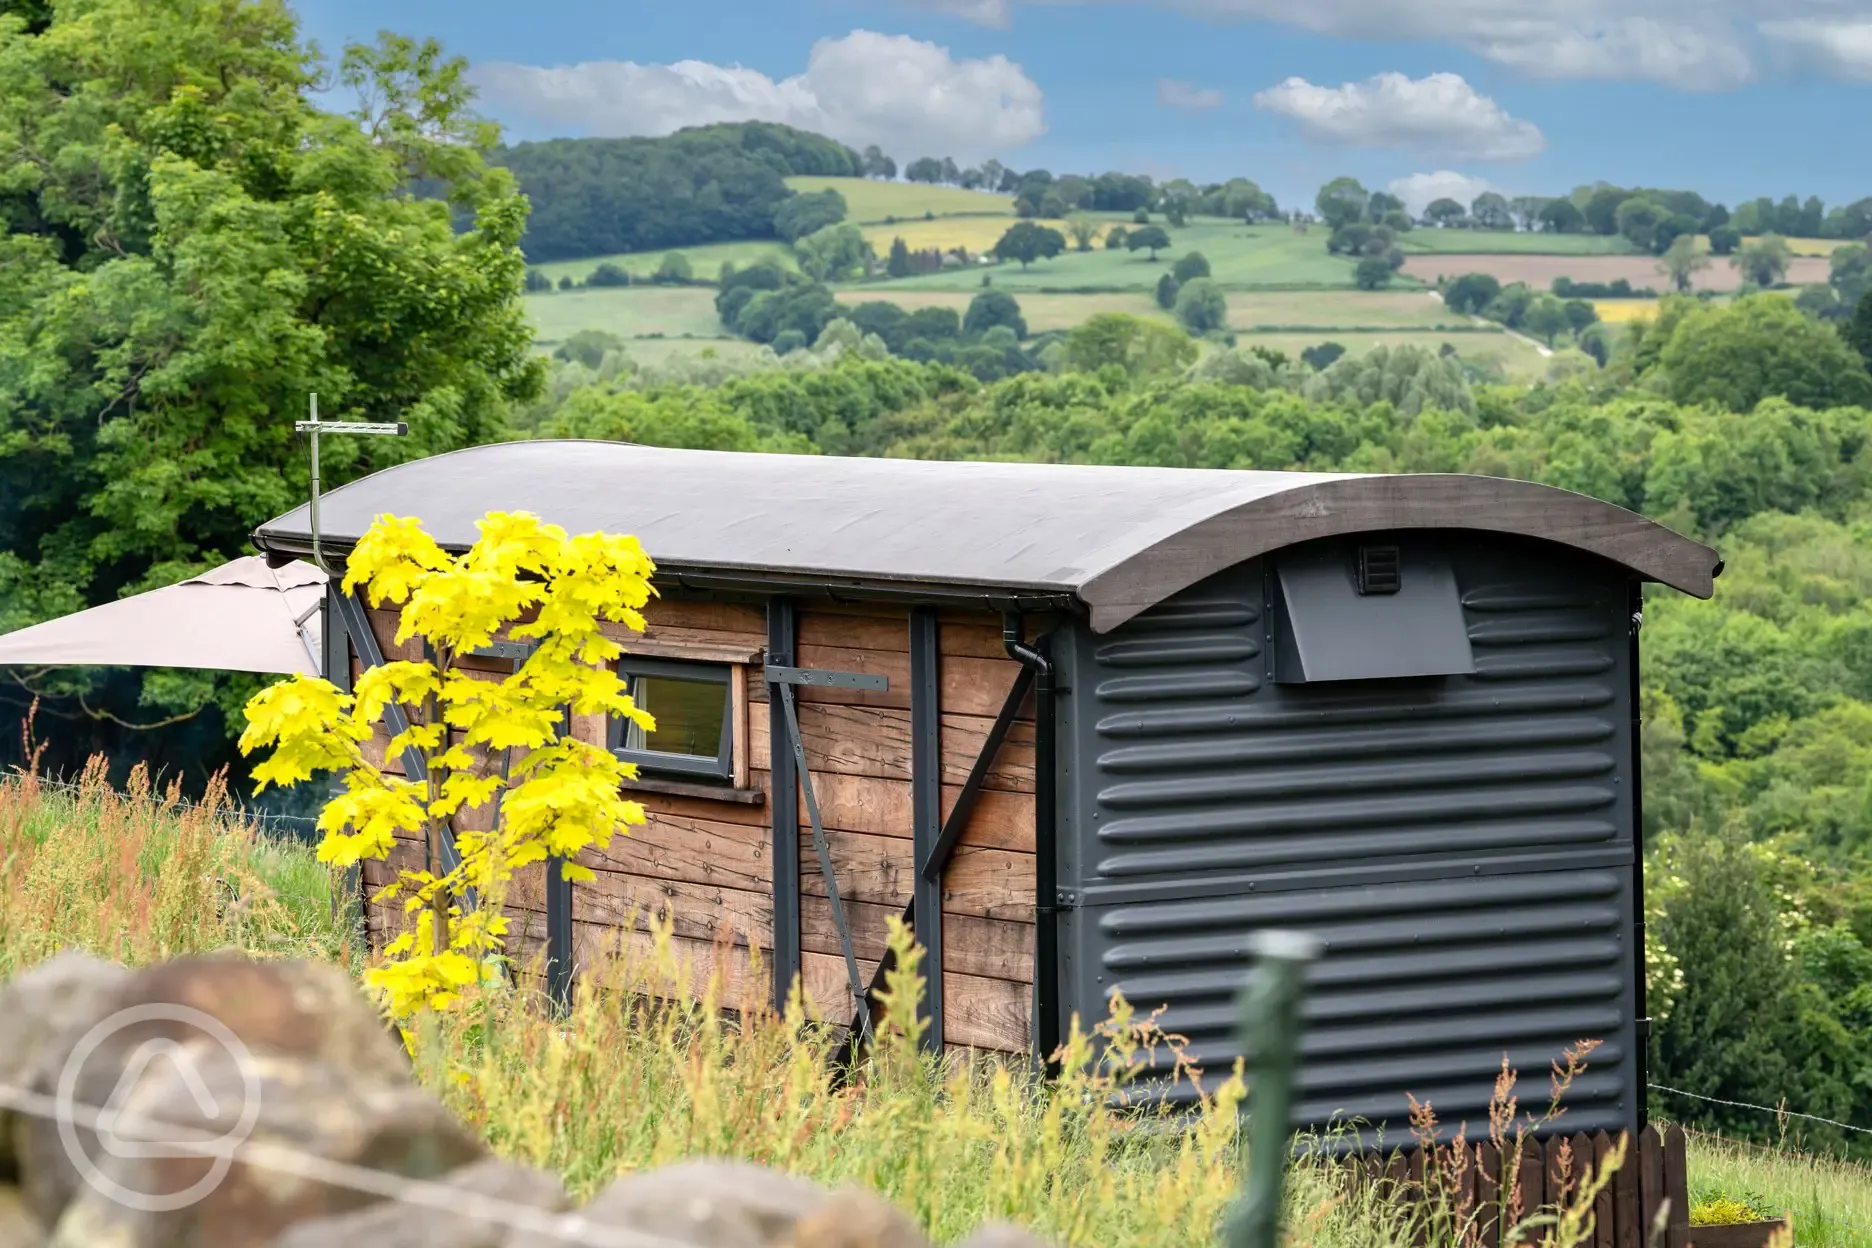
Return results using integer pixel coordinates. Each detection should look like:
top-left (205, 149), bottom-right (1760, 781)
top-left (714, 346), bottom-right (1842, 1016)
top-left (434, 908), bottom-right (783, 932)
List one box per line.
top-left (623, 672), bottom-right (728, 759)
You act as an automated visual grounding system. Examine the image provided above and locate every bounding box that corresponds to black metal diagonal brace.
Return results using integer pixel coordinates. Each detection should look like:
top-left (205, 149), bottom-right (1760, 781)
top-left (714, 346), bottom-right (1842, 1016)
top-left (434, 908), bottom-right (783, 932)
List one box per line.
top-left (839, 662), bottom-right (1035, 1063)
top-left (766, 663), bottom-right (890, 1044)
top-left (331, 591), bottom-right (469, 893)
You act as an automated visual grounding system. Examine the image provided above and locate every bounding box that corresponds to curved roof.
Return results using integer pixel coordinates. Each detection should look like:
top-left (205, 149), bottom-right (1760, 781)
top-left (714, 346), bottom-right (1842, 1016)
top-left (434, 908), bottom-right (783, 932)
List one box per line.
top-left (254, 441), bottom-right (1720, 632)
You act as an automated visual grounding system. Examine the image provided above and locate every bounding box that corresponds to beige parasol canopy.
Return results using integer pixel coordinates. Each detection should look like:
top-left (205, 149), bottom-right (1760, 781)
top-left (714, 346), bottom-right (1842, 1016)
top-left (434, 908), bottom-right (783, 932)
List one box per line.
top-left (0, 556), bottom-right (325, 676)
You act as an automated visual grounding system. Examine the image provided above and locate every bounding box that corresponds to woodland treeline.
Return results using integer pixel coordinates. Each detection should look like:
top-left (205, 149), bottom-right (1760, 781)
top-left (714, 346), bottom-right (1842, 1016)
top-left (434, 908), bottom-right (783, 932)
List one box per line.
top-left (5, 0), bottom-right (1872, 1157)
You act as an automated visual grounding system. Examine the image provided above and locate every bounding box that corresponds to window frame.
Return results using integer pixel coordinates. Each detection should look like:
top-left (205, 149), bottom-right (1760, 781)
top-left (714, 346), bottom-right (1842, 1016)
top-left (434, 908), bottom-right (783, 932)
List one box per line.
top-left (608, 656), bottom-right (737, 782)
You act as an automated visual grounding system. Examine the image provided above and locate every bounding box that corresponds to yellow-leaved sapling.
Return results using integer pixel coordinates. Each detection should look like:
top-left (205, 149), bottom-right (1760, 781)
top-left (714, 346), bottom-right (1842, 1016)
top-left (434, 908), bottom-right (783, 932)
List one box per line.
top-left (239, 510), bottom-right (657, 1018)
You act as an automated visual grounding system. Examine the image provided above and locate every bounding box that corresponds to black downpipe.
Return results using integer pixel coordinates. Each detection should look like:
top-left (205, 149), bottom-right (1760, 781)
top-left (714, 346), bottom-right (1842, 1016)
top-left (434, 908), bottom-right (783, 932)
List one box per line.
top-left (1629, 579), bottom-right (1650, 1133)
top-left (1003, 616), bottom-right (1059, 1073)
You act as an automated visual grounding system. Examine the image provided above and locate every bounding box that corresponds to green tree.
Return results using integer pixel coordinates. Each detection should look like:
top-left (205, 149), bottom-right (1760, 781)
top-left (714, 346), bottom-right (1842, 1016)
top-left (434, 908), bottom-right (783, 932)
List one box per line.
top-left (525, 269), bottom-right (552, 292)
top-left (1104, 225), bottom-right (1129, 251)
top-left (1154, 272), bottom-right (1180, 311)
top-left (1063, 314), bottom-right (1197, 377)
top-left (1173, 277), bottom-right (1229, 335)
top-left (795, 221), bottom-right (873, 281)
top-left (1353, 257), bottom-right (1394, 289)
top-left (586, 262), bottom-right (631, 287)
top-left (773, 187), bottom-right (848, 241)
top-left (1615, 197), bottom-right (1667, 252)
top-left (886, 236), bottom-right (914, 278)
top-left (1658, 234), bottom-right (1710, 293)
top-left (1708, 224), bottom-right (1743, 255)
top-left (1314, 176), bottom-right (1369, 230)
top-left (992, 221), bottom-right (1066, 269)
top-left (1846, 290), bottom-right (1872, 370)
top-left (1424, 198), bottom-right (1467, 228)
top-left (1538, 198), bottom-right (1586, 233)
top-left (963, 290), bottom-right (1026, 339)
top-left (1523, 293), bottom-right (1571, 346)
top-left (1300, 342), bottom-right (1346, 371)
top-left (1830, 242), bottom-right (1871, 309)
top-left (1172, 251), bottom-right (1212, 283)
top-left (1470, 192), bottom-right (1513, 231)
top-left (1733, 235), bottom-right (1794, 287)
top-left (652, 251), bottom-right (694, 285)
top-left (1126, 226), bottom-right (1172, 260)
top-left (1443, 273), bottom-right (1502, 315)
top-left (1066, 215), bottom-right (1100, 252)
top-left (1656, 295), bottom-right (1872, 411)
top-left (0, 13), bottom-right (539, 739)
top-left (553, 329), bottom-right (626, 369)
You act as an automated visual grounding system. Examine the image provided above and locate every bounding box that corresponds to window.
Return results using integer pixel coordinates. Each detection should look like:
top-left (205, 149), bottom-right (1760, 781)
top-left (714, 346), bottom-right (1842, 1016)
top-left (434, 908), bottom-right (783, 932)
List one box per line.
top-left (609, 658), bottom-right (735, 780)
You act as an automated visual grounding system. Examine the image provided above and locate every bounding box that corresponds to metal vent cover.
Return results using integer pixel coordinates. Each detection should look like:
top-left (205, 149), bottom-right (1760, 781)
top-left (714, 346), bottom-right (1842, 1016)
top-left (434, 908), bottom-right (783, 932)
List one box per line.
top-left (1357, 544), bottom-right (1401, 595)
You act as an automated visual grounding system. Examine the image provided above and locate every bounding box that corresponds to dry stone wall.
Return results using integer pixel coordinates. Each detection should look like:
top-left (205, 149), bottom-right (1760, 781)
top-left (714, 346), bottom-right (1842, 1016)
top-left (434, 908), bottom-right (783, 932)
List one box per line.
top-left (0, 952), bottom-right (1049, 1248)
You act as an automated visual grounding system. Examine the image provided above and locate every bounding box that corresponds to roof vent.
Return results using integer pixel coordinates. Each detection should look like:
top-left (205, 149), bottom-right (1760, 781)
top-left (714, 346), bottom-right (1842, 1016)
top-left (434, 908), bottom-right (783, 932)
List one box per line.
top-left (1357, 545), bottom-right (1401, 595)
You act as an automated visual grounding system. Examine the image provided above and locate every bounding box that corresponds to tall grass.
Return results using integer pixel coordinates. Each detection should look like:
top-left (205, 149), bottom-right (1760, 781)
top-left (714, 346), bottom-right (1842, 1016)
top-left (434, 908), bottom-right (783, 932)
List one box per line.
top-left (4, 763), bottom-right (1838, 1245)
top-left (0, 760), bottom-right (351, 976)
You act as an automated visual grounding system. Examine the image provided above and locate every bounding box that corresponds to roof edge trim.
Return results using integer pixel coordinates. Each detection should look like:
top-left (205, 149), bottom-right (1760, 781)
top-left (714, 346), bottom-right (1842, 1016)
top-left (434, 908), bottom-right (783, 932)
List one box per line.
top-left (1078, 474), bottom-right (1720, 633)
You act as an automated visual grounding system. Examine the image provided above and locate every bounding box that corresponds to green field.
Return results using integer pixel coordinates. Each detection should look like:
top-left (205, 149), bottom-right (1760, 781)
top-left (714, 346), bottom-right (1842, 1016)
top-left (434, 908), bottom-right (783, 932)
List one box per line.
top-left (532, 240), bottom-right (794, 286)
top-left (785, 175), bottom-right (1013, 223)
top-left (526, 286), bottom-right (723, 345)
top-left (1398, 229), bottom-right (1639, 255)
top-left (861, 222), bottom-right (1371, 292)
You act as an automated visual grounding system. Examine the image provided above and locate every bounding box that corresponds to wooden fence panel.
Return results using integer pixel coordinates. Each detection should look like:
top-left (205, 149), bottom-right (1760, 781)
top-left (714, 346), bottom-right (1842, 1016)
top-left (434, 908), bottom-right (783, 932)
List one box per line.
top-left (1341, 1122), bottom-right (1709, 1248)
top-left (1640, 1125), bottom-right (1666, 1246)
top-left (1592, 1131), bottom-right (1616, 1248)
top-left (1663, 1126), bottom-right (1691, 1248)
top-left (1476, 1142), bottom-right (1501, 1248)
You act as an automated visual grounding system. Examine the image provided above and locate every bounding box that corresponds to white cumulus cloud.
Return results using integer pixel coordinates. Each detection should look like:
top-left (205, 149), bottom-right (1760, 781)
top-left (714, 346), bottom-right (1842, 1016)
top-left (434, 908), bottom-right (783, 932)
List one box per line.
top-left (1252, 72), bottom-right (1545, 161)
top-left (1157, 78), bottom-right (1225, 110)
top-left (471, 31), bottom-right (1046, 162)
top-left (1388, 171), bottom-right (1498, 216)
top-left (906, 0), bottom-right (1872, 89)
top-left (913, 0), bottom-right (1013, 26)
top-left (1759, 19), bottom-right (1872, 80)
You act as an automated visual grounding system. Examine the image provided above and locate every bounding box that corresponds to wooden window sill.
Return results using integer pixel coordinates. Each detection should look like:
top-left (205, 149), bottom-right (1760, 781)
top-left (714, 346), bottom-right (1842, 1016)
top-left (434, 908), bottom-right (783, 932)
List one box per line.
top-left (620, 775), bottom-right (766, 805)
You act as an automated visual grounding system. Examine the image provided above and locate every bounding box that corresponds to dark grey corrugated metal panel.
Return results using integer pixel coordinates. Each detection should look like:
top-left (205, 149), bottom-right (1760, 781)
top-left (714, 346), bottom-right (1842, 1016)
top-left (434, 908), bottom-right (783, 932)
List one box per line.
top-left (249, 443), bottom-right (1720, 618)
top-left (1066, 868), bottom-right (1635, 1135)
top-left (1056, 534), bottom-right (1639, 1141)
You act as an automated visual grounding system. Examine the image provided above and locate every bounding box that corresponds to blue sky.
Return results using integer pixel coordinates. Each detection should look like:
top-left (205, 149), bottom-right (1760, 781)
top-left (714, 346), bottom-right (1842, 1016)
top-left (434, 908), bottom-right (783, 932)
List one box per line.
top-left (297, 0), bottom-right (1872, 214)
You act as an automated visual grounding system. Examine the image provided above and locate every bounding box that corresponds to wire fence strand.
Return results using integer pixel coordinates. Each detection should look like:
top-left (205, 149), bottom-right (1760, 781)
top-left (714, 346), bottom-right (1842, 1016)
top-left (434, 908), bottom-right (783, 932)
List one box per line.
top-left (1650, 1083), bottom-right (1872, 1137)
top-left (0, 1080), bottom-right (691, 1248)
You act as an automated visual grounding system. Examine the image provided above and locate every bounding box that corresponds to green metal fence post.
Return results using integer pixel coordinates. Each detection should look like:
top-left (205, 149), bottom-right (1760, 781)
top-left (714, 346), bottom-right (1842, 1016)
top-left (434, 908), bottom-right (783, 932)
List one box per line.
top-left (1227, 929), bottom-right (1324, 1248)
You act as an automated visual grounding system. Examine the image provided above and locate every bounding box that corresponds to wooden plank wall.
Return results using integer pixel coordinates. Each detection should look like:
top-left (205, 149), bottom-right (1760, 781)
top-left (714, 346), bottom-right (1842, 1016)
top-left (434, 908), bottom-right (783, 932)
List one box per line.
top-left (352, 593), bottom-right (1039, 1054)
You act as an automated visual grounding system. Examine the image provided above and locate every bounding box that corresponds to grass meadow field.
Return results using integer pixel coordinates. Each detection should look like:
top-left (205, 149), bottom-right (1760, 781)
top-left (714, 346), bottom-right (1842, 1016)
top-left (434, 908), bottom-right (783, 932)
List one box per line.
top-left (526, 285), bottom-right (723, 345)
top-left (532, 240), bottom-right (795, 286)
top-left (785, 175), bottom-right (1014, 223)
top-left (1402, 252), bottom-right (1832, 292)
top-left (5, 768), bottom-right (1867, 1245)
top-left (861, 215), bottom-right (1087, 256)
top-left (867, 222), bottom-right (1370, 292)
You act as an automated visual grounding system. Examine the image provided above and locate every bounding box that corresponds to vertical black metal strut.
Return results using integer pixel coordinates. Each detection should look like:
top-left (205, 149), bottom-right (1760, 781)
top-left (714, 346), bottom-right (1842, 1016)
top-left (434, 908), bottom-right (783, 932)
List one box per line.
top-left (546, 703), bottom-right (575, 1016)
top-left (1629, 579), bottom-right (1650, 1132)
top-left (332, 590), bottom-right (470, 896)
top-left (908, 607), bottom-right (944, 1048)
top-left (766, 598), bottom-right (802, 1009)
top-left (835, 657), bottom-right (1034, 1075)
top-left (1003, 615), bottom-right (1060, 1073)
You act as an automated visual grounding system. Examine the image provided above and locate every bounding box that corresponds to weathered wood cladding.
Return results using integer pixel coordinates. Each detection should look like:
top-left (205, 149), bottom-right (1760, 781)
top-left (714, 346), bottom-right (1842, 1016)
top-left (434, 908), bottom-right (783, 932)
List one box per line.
top-left (352, 591), bottom-right (1037, 1053)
